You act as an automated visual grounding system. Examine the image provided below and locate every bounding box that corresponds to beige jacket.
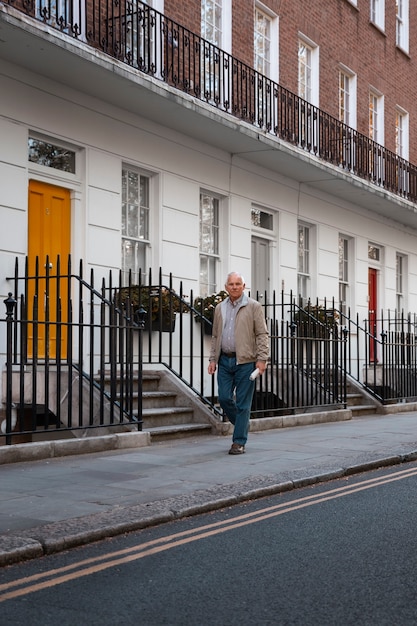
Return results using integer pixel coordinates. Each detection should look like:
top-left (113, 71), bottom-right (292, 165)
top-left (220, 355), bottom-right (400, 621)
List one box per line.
top-left (209, 294), bottom-right (269, 364)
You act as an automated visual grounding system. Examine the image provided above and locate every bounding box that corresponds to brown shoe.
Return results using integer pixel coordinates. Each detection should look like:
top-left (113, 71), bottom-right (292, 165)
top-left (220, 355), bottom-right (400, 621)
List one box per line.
top-left (228, 443), bottom-right (245, 455)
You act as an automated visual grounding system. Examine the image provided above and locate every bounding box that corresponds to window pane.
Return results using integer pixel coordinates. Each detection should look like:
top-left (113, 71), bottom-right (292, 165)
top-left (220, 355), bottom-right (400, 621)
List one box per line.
top-left (28, 137), bottom-right (76, 173)
top-left (254, 9), bottom-right (271, 77)
top-left (202, 0), bottom-right (222, 45)
top-left (339, 73), bottom-right (350, 125)
top-left (339, 236), bottom-right (348, 282)
top-left (200, 193), bottom-right (219, 254)
top-left (298, 42), bottom-right (311, 101)
top-left (368, 244), bottom-right (380, 261)
top-left (122, 167), bottom-right (150, 283)
top-left (395, 111), bottom-right (404, 156)
top-left (199, 191), bottom-right (220, 294)
top-left (251, 208), bottom-right (273, 230)
top-left (396, 254), bottom-right (403, 293)
top-left (369, 93), bottom-right (378, 141)
top-left (298, 225), bottom-right (309, 274)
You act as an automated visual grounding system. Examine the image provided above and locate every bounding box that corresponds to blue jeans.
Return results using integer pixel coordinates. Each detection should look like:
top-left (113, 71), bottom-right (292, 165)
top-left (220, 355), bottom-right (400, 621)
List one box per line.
top-left (217, 354), bottom-right (256, 446)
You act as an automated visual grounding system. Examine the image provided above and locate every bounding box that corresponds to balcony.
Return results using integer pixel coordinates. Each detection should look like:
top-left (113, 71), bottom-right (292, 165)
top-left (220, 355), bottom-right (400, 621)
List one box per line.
top-left (1, 0), bottom-right (417, 226)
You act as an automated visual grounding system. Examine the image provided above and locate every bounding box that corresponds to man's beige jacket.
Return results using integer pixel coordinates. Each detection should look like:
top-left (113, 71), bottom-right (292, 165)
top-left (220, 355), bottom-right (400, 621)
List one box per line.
top-left (209, 294), bottom-right (269, 365)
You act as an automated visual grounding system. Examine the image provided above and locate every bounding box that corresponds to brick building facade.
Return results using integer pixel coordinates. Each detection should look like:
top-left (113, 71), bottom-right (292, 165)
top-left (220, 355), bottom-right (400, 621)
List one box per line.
top-left (165, 0), bottom-right (416, 161)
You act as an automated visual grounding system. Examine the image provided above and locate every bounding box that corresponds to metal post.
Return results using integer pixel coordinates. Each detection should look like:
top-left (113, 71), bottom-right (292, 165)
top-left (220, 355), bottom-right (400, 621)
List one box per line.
top-left (135, 306), bottom-right (146, 431)
top-left (4, 293), bottom-right (16, 445)
top-left (381, 330), bottom-right (387, 402)
top-left (342, 326), bottom-right (349, 408)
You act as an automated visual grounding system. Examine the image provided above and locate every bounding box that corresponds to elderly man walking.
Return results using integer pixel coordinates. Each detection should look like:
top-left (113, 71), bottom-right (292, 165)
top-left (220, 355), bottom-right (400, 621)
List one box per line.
top-left (208, 272), bottom-right (269, 455)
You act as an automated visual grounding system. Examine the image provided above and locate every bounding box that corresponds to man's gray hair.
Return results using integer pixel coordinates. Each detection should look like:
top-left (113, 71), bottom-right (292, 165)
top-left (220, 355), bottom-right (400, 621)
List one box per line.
top-left (225, 272), bottom-right (245, 284)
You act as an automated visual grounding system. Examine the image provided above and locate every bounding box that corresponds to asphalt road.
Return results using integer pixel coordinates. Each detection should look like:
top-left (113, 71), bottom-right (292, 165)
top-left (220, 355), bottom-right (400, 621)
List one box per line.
top-left (2, 462), bottom-right (417, 625)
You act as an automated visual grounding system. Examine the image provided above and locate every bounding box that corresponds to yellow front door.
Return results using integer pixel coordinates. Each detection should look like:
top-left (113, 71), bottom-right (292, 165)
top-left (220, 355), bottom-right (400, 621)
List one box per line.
top-left (28, 180), bottom-right (71, 359)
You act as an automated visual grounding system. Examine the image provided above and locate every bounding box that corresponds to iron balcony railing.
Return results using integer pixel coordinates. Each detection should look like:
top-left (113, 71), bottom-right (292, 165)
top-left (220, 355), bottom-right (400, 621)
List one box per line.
top-left (3, 0), bottom-right (417, 203)
top-left (1, 258), bottom-right (347, 444)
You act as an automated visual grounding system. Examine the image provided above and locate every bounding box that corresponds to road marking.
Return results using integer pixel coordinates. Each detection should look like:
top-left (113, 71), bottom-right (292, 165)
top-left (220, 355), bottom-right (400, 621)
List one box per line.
top-left (1, 464), bottom-right (417, 602)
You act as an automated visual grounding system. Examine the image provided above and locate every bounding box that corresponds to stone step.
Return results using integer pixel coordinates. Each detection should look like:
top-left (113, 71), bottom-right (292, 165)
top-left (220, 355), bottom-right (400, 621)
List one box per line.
top-left (143, 391), bottom-right (178, 409)
top-left (100, 372), bottom-right (161, 393)
top-left (346, 392), bottom-right (368, 406)
top-left (141, 406), bottom-right (196, 428)
top-left (350, 404), bottom-right (378, 417)
top-left (147, 423), bottom-right (213, 442)
top-left (115, 390), bottom-right (178, 410)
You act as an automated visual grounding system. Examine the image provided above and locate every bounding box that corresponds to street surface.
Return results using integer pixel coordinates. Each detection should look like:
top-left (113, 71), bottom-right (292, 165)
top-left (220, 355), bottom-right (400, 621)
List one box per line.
top-left (1, 463), bottom-right (417, 625)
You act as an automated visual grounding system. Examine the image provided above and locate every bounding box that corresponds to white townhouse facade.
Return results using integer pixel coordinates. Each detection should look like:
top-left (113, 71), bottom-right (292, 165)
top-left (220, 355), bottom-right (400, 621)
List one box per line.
top-left (1, 0), bottom-right (417, 416)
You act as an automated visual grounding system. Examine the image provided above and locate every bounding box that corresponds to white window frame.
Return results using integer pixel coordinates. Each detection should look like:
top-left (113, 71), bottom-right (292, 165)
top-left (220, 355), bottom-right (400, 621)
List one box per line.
top-left (297, 223), bottom-right (312, 304)
top-left (338, 235), bottom-right (351, 314)
top-left (369, 90), bottom-right (384, 146)
top-left (199, 190), bottom-right (222, 296)
top-left (339, 66), bottom-right (357, 129)
top-left (254, 2), bottom-right (278, 81)
top-left (121, 166), bottom-right (153, 285)
top-left (395, 107), bottom-right (409, 160)
top-left (370, 0), bottom-right (385, 31)
top-left (201, 0), bottom-right (232, 105)
top-left (396, 0), bottom-right (409, 53)
top-left (396, 253), bottom-right (407, 315)
top-left (298, 35), bottom-right (319, 107)
top-left (201, 0), bottom-right (231, 52)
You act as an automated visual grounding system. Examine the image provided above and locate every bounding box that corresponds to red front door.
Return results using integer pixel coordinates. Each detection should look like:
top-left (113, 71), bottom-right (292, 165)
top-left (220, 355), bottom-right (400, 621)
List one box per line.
top-left (368, 268), bottom-right (378, 362)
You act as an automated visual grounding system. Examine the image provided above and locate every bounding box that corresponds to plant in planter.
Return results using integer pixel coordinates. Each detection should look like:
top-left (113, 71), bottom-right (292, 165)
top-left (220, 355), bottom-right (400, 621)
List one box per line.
top-left (293, 303), bottom-right (339, 337)
top-left (193, 290), bottom-right (228, 334)
top-left (116, 285), bottom-right (182, 331)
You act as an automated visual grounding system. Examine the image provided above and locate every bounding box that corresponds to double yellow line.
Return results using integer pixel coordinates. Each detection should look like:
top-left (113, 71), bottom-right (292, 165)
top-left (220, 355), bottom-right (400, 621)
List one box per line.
top-left (1, 464), bottom-right (417, 602)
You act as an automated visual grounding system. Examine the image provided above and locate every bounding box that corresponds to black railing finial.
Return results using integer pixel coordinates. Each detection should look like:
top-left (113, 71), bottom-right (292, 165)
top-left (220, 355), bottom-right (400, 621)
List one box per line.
top-left (4, 293), bottom-right (16, 319)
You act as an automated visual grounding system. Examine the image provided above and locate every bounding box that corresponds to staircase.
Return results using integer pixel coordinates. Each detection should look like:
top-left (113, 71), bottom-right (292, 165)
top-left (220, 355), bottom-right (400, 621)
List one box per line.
top-left (141, 370), bottom-right (214, 440)
top-left (102, 368), bottom-right (216, 442)
top-left (345, 377), bottom-right (380, 417)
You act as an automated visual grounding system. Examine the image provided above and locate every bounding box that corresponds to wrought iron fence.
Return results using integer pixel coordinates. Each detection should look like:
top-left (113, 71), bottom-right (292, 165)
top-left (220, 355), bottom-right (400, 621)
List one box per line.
top-left (1, 258), bottom-right (350, 443)
top-left (1, 256), bottom-right (146, 444)
top-left (338, 305), bottom-right (417, 403)
top-left (4, 0), bottom-right (417, 203)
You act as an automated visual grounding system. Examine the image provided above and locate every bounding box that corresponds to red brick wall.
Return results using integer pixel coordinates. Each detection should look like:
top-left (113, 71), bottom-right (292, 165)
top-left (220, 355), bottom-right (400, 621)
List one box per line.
top-left (162, 0), bottom-right (417, 161)
top-left (266, 0), bottom-right (417, 161)
top-left (164, 0), bottom-right (200, 34)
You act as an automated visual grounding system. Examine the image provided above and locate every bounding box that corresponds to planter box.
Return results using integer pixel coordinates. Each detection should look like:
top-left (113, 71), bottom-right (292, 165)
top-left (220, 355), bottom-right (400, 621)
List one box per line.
top-left (145, 315), bottom-right (176, 333)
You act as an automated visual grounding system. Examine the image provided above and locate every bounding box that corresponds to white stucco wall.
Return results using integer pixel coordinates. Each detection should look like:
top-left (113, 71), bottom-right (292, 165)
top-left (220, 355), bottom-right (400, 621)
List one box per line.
top-left (2, 57), bottom-right (417, 403)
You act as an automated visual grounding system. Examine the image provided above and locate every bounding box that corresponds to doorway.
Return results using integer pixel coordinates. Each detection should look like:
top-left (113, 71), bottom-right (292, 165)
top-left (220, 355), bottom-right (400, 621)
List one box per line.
top-left (368, 267), bottom-right (378, 362)
top-left (28, 180), bottom-right (71, 358)
top-left (251, 236), bottom-right (270, 302)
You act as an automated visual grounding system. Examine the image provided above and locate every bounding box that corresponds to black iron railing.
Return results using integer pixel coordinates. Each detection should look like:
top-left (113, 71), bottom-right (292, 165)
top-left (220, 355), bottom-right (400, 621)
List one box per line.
top-left (3, 257), bottom-right (417, 444)
top-left (4, 0), bottom-right (417, 203)
top-left (338, 305), bottom-right (417, 403)
top-left (1, 256), bottom-right (147, 444)
top-left (1, 258), bottom-right (350, 443)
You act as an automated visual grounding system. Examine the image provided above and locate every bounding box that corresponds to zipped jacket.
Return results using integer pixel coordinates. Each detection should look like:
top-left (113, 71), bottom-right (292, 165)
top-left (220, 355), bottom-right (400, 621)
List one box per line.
top-left (209, 294), bottom-right (269, 364)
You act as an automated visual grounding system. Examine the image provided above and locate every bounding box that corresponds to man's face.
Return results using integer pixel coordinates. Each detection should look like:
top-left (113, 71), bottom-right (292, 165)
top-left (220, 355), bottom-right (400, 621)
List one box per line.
top-left (226, 274), bottom-right (245, 302)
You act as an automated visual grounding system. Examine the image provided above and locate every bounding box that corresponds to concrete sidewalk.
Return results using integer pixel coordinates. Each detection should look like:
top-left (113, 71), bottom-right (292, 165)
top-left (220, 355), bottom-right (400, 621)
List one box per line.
top-left (1, 411), bottom-right (417, 566)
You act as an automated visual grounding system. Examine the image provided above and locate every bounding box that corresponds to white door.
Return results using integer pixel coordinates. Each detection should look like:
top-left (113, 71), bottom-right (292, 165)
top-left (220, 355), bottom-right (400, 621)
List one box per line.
top-left (251, 236), bottom-right (270, 301)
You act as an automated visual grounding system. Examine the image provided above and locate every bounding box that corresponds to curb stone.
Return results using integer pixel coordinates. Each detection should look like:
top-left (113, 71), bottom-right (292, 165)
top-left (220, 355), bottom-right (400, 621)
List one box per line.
top-left (2, 450), bottom-right (417, 567)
